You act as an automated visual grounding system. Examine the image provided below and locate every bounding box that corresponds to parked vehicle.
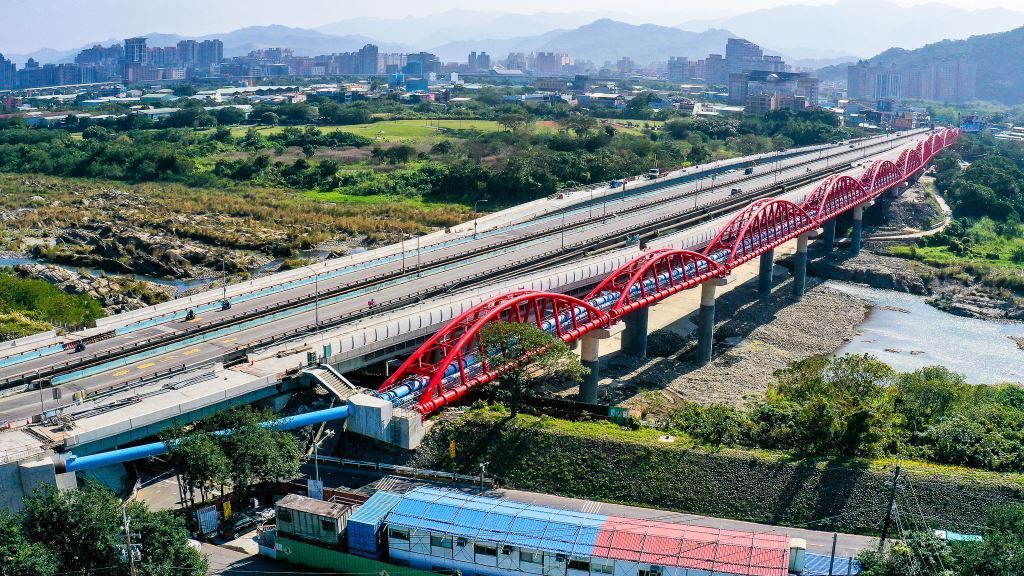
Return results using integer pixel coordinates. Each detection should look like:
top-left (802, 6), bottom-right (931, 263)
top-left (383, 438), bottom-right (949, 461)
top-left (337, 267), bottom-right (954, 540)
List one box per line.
top-left (219, 513), bottom-right (259, 540)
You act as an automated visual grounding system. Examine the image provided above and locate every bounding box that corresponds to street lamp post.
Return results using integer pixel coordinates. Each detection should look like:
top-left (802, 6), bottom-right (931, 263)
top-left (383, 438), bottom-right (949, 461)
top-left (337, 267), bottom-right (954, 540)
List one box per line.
top-left (314, 273), bottom-right (319, 332)
top-left (473, 199), bottom-right (488, 238)
top-left (313, 429), bottom-right (335, 483)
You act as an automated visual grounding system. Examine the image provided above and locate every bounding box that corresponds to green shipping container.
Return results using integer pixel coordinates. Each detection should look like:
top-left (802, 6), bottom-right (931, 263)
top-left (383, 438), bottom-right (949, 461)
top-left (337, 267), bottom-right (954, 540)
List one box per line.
top-left (276, 536), bottom-right (433, 576)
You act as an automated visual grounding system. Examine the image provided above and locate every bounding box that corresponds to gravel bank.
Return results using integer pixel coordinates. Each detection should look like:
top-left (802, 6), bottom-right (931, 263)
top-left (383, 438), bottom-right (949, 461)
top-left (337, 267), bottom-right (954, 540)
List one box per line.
top-left (597, 276), bottom-right (869, 407)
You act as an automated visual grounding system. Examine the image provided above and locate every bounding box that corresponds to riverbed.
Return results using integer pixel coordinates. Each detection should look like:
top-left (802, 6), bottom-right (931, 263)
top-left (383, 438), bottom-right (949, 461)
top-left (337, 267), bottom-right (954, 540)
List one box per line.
top-left (829, 281), bottom-right (1024, 384)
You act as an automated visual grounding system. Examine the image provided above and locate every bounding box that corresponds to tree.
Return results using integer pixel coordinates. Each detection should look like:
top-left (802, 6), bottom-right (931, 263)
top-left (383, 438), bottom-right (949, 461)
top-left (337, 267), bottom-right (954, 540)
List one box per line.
top-left (497, 109), bottom-right (531, 133)
top-left (203, 408), bottom-right (302, 494)
top-left (163, 429), bottom-right (229, 506)
top-left (566, 112), bottom-right (597, 139)
top-left (479, 321), bottom-right (587, 416)
top-left (0, 512), bottom-right (58, 576)
top-left (687, 143), bottom-right (712, 164)
top-left (19, 481), bottom-right (206, 576)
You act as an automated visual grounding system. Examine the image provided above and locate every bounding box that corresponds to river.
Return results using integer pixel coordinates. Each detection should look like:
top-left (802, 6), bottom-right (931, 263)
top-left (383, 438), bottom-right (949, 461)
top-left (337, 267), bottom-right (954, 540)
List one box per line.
top-left (828, 281), bottom-right (1024, 384)
top-left (0, 257), bottom-right (217, 295)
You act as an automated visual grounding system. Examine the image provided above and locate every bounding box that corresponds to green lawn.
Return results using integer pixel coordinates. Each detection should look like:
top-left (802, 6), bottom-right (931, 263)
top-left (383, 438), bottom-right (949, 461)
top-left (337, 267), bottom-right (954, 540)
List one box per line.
top-left (229, 119), bottom-right (506, 142)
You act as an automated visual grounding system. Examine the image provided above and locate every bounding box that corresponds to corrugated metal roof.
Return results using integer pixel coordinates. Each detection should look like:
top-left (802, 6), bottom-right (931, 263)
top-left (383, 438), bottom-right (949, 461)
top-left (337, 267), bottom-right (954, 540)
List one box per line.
top-left (595, 517), bottom-right (789, 576)
top-left (350, 491), bottom-right (403, 527)
top-left (384, 488), bottom-right (788, 576)
top-left (387, 487), bottom-right (605, 556)
top-left (804, 552), bottom-right (862, 575)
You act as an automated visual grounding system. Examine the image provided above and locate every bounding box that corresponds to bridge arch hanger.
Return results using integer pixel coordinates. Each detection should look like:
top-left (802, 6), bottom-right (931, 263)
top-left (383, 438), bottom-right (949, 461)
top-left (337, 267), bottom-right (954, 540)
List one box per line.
top-left (860, 159), bottom-right (902, 195)
top-left (585, 248), bottom-right (725, 318)
top-left (703, 198), bottom-right (816, 268)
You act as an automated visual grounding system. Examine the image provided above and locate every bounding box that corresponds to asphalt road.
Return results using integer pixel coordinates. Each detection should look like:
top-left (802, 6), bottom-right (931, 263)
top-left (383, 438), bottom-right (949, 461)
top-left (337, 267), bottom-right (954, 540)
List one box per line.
top-left (0, 131), bottom-right (931, 422)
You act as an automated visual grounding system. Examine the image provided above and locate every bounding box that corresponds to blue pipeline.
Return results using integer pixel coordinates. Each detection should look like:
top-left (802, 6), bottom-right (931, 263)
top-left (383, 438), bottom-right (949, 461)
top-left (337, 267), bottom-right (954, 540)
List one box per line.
top-left (61, 405), bottom-right (352, 473)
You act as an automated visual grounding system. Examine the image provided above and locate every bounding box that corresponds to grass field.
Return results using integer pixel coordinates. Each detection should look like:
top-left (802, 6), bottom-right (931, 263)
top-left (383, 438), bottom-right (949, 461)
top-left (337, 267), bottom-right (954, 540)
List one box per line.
top-left (229, 119), bottom-right (508, 142)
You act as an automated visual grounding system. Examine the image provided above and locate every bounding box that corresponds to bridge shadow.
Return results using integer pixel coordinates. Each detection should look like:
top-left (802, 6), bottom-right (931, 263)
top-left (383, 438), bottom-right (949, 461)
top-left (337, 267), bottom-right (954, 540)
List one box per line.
top-left (595, 247), bottom-right (859, 408)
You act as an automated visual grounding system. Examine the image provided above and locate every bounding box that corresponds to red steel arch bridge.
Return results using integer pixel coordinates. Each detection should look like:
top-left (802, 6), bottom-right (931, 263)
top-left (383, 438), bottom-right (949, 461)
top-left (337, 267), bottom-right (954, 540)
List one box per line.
top-left (378, 128), bottom-right (960, 414)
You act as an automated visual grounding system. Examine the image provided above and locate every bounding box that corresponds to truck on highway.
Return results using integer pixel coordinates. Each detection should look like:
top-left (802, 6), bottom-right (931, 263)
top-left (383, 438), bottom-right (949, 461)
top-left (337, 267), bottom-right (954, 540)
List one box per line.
top-left (744, 166), bottom-right (755, 175)
top-left (731, 188), bottom-right (744, 196)
top-left (645, 169), bottom-right (660, 179)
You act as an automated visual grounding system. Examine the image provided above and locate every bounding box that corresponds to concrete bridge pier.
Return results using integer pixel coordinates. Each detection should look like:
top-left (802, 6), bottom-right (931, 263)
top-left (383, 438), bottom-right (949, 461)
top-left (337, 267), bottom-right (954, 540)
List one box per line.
top-left (792, 233), bottom-right (810, 300)
top-left (696, 276), bottom-right (732, 366)
top-left (579, 324), bottom-right (623, 403)
top-left (822, 219), bottom-right (836, 253)
top-left (621, 307), bottom-right (650, 358)
top-left (851, 205), bottom-right (864, 256)
top-left (758, 249), bottom-right (775, 304)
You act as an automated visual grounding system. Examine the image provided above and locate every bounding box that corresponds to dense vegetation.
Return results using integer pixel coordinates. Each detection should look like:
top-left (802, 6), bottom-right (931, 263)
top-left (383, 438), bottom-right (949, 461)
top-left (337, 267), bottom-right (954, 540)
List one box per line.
top-left (0, 481), bottom-right (206, 576)
top-left (0, 99), bottom-right (856, 208)
top-left (162, 407), bottom-right (303, 507)
top-left (860, 505), bottom-right (1024, 576)
top-left (659, 355), bottom-right (1024, 472)
top-left (889, 134), bottom-right (1024, 292)
top-left (0, 270), bottom-right (103, 338)
top-left (422, 404), bottom-right (1024, 537)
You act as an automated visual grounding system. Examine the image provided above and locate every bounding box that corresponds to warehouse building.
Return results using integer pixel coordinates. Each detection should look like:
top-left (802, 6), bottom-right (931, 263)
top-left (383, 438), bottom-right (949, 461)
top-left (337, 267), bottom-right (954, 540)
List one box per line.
top-left (381, 487), bottom-right (794, 576)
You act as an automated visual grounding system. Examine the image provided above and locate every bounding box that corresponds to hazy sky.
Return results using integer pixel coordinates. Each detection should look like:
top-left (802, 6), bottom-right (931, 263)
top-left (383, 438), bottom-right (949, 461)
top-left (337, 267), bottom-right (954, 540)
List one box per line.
top-left (3, 0), bottom-right (1024, 54)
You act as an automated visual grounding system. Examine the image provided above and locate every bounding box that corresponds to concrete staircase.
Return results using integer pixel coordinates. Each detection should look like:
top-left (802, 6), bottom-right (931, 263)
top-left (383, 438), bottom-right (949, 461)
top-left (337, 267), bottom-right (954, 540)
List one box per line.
top-left (302, 365), bottom-right (358, 402)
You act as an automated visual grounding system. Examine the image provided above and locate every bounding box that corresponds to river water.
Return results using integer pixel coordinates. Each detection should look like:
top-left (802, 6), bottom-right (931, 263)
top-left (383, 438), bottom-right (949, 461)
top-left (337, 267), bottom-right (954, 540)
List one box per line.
top-left (0, 257), bottom-right (216, 294)
top-left (828, 281), bottom-right (1024, 384)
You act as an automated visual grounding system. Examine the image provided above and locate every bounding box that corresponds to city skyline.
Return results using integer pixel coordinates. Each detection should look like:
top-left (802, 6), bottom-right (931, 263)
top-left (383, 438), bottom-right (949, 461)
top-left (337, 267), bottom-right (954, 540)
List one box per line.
top-left (3, 0), bottom-right (1024, 54)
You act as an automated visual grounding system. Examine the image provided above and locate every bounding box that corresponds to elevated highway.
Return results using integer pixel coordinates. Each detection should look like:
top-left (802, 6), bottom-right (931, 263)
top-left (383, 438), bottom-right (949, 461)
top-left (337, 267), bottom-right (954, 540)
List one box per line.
top-left (0, 130), bottom-right (926, 414)
top-left (0, 127), bottom-right (958, 511)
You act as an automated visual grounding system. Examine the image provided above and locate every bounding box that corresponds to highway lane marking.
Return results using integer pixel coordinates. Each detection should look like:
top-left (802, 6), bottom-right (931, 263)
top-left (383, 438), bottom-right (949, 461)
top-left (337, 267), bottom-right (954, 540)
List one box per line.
top-left (137, 362), bottom-right (156, 370)
top-left (220, 337), bottom-right (238, 344)
top-left (113, 369), bottom-right (130, 377)
top-left (185, 317), bottom-right (203, 323)
top-left (182, 348), bottom-right (201, 356)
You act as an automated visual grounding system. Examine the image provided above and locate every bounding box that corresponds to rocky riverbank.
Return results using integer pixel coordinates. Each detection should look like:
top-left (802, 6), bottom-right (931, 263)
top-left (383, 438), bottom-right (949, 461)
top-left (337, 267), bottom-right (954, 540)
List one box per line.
top-left (13, 263), bottom-right (173, 314)
top-left (590, 276), bottom-right (869, 408)
top-left (801, 247), bottom-right (1023, 321)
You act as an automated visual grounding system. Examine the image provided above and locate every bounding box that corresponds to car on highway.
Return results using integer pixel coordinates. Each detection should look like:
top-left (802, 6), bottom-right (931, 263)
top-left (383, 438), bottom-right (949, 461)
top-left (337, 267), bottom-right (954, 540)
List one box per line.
top-left (731, 188), bottom-right (744, 195)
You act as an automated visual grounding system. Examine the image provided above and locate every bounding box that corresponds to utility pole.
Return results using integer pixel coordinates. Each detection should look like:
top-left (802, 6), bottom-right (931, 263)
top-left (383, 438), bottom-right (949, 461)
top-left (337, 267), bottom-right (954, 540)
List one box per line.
top-left (878, 465), bottom-right (902, 552)
top-left (827, 533), bottom-right (837, 576)
top-left (121, 504), bottom-right (140, 576)
top-left (478, 462), bottom-right (488, 490)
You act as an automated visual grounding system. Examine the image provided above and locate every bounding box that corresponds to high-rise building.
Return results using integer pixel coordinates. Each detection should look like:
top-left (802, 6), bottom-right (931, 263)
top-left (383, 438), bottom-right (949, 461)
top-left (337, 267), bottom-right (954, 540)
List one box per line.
top-left (846, 62), bottom-right (873, 100)
top-left (728, 70), bottom-right (818, 110)
top-left (356, 44), bottom-right (380, 75)
top-left (668, 56), bottom-right (689, 83)
top-left (505, 52), bottom-right (527, 71)
top-left (477, 52), bottom-right (490, 72)
top-left (534, 52), bottom-right (570, 75)
top-left (0, 53), bottom-right (15, 90)
top-left (124, 37), bottom-right (148, 65)
top-left (177, 40), bottom-right (199, 65)
top-left (197, 39), bottom-right (223, 69)
top-left (467, 51), bottom-right (478, 72)
top-left (705, 54), bottom-right (727, 85)
top-left (725, 38), bottom-right (763, 74)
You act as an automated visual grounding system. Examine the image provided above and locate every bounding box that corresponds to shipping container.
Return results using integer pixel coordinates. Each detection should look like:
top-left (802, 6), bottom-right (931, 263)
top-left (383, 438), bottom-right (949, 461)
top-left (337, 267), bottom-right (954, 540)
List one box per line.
top-left (276, 535), bottom-right (435, 576)
top-left (275, 494), bottom-right (352, 546)
top-left (347, 490), bottom-right (403, 557)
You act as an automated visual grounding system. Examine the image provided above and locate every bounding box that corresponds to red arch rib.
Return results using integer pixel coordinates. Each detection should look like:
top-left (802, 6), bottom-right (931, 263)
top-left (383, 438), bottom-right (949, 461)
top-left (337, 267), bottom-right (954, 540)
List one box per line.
top-left (801, 175), bottom-right (868, 223)
top-left (703, 198), bottom-right (815, 267)
top-left (400, 292), bottom-right (607, 412)
top-left (586, 249), bottom-right (725, 318)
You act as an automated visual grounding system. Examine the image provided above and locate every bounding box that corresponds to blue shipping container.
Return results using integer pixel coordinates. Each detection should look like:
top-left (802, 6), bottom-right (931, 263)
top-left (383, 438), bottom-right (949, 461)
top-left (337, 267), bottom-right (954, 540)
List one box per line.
top-left (348, 491), bottom-right (403, 555)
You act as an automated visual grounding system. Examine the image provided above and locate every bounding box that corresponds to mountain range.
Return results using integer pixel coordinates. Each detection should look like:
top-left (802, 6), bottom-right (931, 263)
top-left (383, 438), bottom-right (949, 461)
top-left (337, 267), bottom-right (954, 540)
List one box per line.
top-left (7, 1), bottom-right (1024, 73)
top-left (679, 0), bottom-right (1024, 60)
top-left (817, 25), bottom-right (1024, 105)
